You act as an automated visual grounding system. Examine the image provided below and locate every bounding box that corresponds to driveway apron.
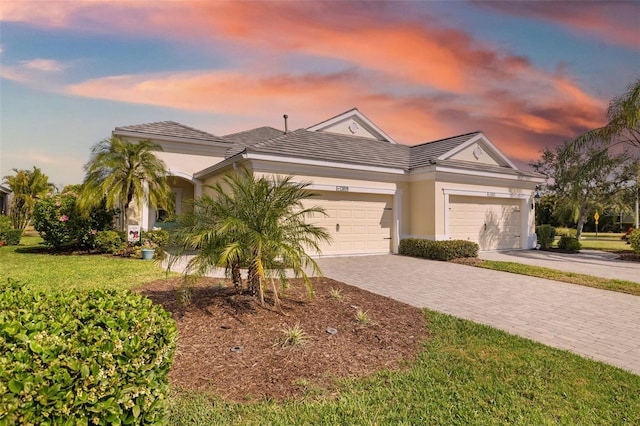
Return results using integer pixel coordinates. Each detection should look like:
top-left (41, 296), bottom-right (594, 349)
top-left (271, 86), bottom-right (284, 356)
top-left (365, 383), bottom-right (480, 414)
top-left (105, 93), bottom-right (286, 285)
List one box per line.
top-left (316, 255), bottom-right (640, 375)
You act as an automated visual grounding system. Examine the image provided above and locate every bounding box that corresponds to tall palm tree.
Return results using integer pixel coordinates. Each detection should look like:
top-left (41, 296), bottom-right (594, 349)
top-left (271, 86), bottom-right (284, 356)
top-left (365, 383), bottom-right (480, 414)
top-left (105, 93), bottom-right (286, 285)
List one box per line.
top-left (3, 166), bottom-right (55, 230)
top-left (79, 137), bottom-right (173, 232)
top-left (169, 169), bottom-right (331, 306)
top-left (573, 78), bottom-right (640, 149)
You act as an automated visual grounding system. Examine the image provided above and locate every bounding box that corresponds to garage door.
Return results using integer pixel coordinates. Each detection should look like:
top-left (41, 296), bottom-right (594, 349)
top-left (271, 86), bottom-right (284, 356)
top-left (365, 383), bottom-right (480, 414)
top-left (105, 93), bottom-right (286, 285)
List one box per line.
top-left (303, 192), bottom-right (393, 256)
top-left (449, 195), bottom-right (521, 250)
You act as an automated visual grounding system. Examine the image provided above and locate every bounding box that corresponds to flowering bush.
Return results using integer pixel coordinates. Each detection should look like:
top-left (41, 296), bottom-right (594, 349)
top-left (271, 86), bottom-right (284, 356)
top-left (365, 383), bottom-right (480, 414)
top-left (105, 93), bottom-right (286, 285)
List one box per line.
top-left (141, 240), bottom-right (157, 250)
top-left (33, 192), bottom-right (117, 248)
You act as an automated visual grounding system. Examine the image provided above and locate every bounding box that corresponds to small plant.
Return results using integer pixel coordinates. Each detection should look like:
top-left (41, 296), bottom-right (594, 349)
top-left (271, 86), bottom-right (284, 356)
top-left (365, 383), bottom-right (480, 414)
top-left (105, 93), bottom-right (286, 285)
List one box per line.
top-left (557, 236), bottom-right (581, 252)
top-left (176, 284), bottom-right (193, 308)
top-left (329, 288), bottom-right (343, 300)
top-left (536, 224), bottom-right (556, 249)
top-left (277, 323), bottom-right (310, 347)
top-left (629, 228), bottom-right (640, 255)
top-left (355, 309), bottom-right (371, 325)
top-left (142, 240), bottom-right (158, 250)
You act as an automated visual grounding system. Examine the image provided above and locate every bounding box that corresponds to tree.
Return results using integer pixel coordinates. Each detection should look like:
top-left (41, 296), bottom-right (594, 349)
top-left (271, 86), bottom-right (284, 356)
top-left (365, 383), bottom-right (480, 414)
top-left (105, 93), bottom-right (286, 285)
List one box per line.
top-left (79, 137), bottom-right (173, 231)
top-left (531, 139), bottom-right (628, 240)
top-left (573, 78), bottom-right (640, 150)
top-left (2, 166), bottom-right (55, 230)
top-left (168, 169), bottom-right (331, 307)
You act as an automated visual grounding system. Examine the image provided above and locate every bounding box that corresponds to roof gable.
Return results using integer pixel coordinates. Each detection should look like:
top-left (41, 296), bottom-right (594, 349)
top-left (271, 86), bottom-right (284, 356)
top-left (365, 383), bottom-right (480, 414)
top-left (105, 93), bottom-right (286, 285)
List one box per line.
top-left (306, 108), bottom-right (397, 144)
top-left (409, 131), bottom-right (517, 170)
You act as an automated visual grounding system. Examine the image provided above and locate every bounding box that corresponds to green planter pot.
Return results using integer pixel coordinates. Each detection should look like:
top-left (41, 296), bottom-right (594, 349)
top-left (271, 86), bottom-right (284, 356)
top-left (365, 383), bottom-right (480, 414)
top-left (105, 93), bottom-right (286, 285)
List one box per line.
top-left (141, 248), bottom-right (155, 260)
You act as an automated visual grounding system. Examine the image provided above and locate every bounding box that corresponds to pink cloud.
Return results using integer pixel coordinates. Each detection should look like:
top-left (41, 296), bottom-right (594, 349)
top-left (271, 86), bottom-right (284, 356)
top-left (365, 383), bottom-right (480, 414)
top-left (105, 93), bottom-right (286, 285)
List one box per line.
top-left (474, 1), bottom-right (640, 50)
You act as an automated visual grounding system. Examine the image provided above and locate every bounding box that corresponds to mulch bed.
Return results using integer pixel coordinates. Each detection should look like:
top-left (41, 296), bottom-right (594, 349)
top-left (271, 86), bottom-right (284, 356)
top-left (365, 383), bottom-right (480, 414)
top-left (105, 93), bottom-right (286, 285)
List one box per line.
top-left (135, 277), bottom-right (429, 402)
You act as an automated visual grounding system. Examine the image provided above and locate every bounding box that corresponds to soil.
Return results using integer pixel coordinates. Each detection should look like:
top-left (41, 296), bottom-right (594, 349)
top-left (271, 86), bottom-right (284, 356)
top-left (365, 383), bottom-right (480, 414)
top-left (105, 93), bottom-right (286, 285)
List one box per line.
top-left (135, 277), bottom-right (429, 402)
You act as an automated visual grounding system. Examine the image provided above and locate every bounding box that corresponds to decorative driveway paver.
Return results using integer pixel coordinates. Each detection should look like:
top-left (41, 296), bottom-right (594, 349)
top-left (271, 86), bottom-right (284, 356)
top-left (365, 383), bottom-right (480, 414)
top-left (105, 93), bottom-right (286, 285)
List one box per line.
top-left (316, 255), bottom-right (640, 375)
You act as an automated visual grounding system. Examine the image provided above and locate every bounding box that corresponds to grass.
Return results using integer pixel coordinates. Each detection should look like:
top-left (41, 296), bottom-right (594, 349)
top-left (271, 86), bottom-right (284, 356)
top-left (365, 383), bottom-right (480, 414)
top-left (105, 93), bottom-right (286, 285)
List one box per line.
top-left (167, 310), bottom-right (640, 425)
top-left (6, 237), bottom-right (640, 424)
top-left (577, 238), bottom-right (632, 251)
top-left (478, 261), bottom-right (640, 296)
top-left (0, 236), bottom-right (173, 291)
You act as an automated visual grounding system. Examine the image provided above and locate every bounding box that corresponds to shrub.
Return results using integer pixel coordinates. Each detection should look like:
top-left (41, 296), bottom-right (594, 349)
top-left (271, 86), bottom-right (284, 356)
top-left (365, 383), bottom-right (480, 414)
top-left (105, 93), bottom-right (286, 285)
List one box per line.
top-left (0, 279), bottom-right (176, 425)
top-left (142, 229), bottom-right (170, 248)
top-left (557, 236), bottom-right (581, 252)
top-left (0, 216), bottom-right (21, 246)
top-left (399, 238), bottom-right (479, 261)
top-left (536, 225), bottom-right (556, 249)
top-left (94, 230), bottom-right (126, 254)
top-left (32, 192), bottom-right (117, 249)
top-left (555, 227), bottom-right (576, 237)
top-left (629, 229), bottom-right (640, 255)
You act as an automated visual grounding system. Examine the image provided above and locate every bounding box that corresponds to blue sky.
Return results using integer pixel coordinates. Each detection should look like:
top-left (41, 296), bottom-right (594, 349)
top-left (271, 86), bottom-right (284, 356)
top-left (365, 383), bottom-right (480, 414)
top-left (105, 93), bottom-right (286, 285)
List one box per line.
top-left (1, 0), bottom-right (638, 188)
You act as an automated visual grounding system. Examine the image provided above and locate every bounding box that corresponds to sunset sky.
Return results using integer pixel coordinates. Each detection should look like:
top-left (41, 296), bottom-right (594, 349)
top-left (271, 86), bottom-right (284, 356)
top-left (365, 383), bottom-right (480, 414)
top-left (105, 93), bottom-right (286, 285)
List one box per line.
top-left (1, 0), bottom-right (639, 187)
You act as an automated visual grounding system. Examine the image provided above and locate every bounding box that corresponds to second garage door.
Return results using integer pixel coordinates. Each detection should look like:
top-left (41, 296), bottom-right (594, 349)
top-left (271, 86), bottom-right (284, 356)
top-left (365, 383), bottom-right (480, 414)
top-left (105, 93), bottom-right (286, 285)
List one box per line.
top-left (449, 195), bottom-right (521, 250)
top-left (304, 192), bottom-right (393, 256)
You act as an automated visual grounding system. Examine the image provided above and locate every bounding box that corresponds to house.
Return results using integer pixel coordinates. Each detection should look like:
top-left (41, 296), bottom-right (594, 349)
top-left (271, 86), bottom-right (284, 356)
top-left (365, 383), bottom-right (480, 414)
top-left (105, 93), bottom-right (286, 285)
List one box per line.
top-left (0, 184), bottom-right (11, 216)
top-left (113, 108), bottom-right (545, 254)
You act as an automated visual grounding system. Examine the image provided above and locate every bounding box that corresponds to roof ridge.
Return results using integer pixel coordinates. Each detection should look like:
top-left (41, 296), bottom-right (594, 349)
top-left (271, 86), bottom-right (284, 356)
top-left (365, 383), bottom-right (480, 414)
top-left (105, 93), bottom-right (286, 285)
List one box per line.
top-left (223, 126), bottom-right (283, 138)
top-left (411, 130), bottom-right (482, 148)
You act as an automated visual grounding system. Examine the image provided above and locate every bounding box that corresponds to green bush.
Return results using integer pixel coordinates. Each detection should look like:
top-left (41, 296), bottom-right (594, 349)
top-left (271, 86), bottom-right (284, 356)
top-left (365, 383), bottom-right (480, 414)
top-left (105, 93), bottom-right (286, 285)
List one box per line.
top-left (94, 230), bottom-right (126, 254)
top-left (629, 229), bottom-right (640, 255)
top-left (0, 279), bottom-right (176, 425)
top-left (142, 230), bottom-right (170, 248)
top-left (557, 236), bottom-right (581, 252)
top-left (536, 225), bottom-right (556, 249)
top-left (32, 192), bottom-right (117, 249)
top-left (0, 216), bottom-right (21, 246)
top-left (399, 238), bottom-right (479, 261)
top-left (555, 227), bottom-right (576, 237)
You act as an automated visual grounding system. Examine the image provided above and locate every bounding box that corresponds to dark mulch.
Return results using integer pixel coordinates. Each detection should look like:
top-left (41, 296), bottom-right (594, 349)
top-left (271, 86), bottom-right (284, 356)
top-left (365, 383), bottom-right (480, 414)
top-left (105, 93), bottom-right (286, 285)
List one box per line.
top-left (135, 277), bottom-right (429, 402)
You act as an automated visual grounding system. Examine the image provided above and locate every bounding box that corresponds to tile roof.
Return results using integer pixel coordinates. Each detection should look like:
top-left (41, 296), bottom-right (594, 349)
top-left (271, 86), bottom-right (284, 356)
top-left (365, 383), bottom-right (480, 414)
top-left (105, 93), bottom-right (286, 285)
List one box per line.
top-left (246, 129), bottom-right (410, 170)
top-left (408, 131), bottom-right (481, 169)
top-left (434, 159), bottom-right (543, 178)
top-left (223, 126), bottom-right (285, 157)
top-left (114, 121), bottom-right (226, 143)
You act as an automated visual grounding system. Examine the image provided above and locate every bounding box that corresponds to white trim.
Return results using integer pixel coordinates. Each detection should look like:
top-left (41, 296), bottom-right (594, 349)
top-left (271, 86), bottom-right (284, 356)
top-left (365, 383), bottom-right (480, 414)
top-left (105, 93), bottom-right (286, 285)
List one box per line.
top-left (306, 183), bottom-right (396, 195)
top-left (435, 165), bottom-right (545, 183)
top-left (245, 152), bottom-right (406, 175)
top-left (443, 188), bottom-right (529, 199)
top-left (392, 189), bottom-right (403, 253)
top-left (306, 109), bottom-right (398, 144)
top-left (438, 133), bottom-right (518, 170)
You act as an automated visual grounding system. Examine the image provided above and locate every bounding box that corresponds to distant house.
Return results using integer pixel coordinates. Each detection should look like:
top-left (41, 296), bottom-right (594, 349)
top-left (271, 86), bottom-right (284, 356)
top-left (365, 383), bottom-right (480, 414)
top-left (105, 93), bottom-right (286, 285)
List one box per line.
top-left (0, 184), bottom-right (11, 216)
top-left (113, 108), bottom-right (544, 254)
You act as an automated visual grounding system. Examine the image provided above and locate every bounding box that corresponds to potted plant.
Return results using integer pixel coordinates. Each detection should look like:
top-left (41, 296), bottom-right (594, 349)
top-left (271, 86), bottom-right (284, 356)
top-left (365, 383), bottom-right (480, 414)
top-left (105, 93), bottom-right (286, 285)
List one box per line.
top-left (141, 240), bottom-right (157, 260)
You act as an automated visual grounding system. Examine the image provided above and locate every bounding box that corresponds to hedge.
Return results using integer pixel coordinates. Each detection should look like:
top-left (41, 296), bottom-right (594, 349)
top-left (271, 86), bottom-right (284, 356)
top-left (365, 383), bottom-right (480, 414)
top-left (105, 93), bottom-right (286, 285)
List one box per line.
top-left (0, 280), bottom-right (177, 425)
top-left (557, 236), bottom-right (581, 252)
top-left (0, 229), bottom-right (22, 246)
top-left (399, 238), bottom-right (479, 261)
top-left (535, 225), bottom-right (556, 250)
top-left (629, 229), bottom-right (640, 255)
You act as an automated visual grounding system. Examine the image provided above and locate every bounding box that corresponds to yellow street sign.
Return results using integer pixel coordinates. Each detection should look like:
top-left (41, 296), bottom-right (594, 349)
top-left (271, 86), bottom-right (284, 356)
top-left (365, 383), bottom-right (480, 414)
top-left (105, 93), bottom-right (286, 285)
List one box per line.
top-left (594, 211), bottom-right (600, 224)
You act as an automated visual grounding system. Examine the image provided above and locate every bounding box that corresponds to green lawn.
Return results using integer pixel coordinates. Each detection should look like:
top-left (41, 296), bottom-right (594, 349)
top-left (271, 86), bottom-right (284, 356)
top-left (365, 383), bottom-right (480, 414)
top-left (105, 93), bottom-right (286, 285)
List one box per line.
top-left (167, 310), bottom-right (640, 425)
top-left (4, 238), bottom-right (640, 424)
top-left (0, 236), bottom-right (172, 291)
top-left (478, 261), bottom-right (640, 296)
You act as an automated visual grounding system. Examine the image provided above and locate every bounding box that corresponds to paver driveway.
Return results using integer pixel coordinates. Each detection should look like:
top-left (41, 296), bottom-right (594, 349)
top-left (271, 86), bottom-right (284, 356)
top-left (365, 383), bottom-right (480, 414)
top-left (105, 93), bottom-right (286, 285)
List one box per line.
top-left (316, 255), bottom-right (640, 375)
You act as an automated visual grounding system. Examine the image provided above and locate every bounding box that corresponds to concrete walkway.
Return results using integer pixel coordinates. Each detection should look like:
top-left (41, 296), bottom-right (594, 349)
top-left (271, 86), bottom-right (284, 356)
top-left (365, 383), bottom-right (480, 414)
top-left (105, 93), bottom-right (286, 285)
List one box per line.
top-left (479, 249), bottom-right (640, 283)
top-left (316, 255), bottom-right (640, 375)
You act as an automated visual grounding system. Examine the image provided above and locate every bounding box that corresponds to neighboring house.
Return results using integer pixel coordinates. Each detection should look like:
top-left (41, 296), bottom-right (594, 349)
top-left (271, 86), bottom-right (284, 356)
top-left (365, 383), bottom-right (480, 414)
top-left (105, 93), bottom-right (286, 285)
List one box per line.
top-left (0, 184), bottom-right (11, 216)
top-left (113, 108), bottom-right (545, 254)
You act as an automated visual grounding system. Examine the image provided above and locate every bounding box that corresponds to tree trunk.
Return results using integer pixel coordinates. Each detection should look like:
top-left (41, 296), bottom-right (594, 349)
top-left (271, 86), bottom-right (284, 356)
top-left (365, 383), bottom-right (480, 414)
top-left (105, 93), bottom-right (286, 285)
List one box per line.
top-left (247, 262), bottom-right (264, 305)
top-left (575, 196), bottom-right (589, 240)
top-left (231, 259), bottom-right (242, 292)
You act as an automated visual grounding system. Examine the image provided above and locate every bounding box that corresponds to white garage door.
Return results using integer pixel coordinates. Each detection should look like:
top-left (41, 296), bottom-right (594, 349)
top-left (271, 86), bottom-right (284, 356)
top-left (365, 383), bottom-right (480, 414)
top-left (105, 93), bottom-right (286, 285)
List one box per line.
top-left (449, 195), bottom-right (521, 250)
top-left (303, 192), bottom-right (393, 256)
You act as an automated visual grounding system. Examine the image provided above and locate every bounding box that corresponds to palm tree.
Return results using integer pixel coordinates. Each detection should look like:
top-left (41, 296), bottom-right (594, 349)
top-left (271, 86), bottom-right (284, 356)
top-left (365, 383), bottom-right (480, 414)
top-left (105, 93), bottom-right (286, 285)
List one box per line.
top-left (79, 137), bottom-right (173, 232)
top-left (573, 78), bottom-right (640, 149)
top-left (3, 166), bottom-right (55, 230)
top-left (168, 169), bottom-right (331, 306)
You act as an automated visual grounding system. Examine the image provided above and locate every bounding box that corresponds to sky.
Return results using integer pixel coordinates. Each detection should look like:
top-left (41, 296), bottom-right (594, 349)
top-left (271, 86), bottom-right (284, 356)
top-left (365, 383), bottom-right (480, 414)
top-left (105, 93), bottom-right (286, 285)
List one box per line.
top-left (1, 0), bottom-right (639, 188)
